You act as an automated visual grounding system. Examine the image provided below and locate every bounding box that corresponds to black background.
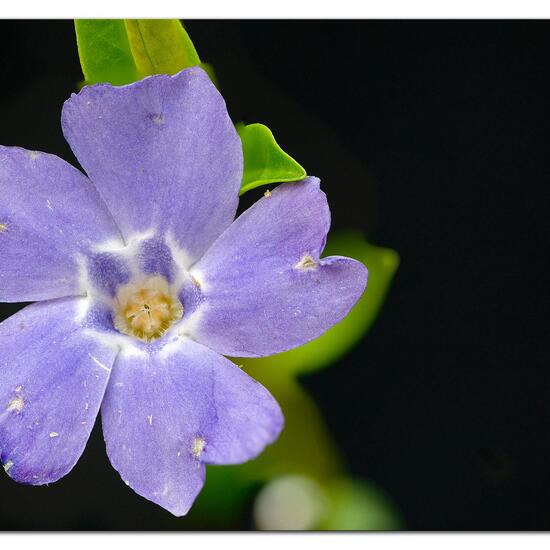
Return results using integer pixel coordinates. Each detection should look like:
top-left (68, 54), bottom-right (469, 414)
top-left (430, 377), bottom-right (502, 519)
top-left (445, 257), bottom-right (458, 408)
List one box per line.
top-left (0, 20), bottom-right (548, 530)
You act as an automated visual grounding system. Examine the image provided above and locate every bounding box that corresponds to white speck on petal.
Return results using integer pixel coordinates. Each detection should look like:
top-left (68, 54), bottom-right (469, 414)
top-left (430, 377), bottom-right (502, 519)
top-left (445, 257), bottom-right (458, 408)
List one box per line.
top-left (294, 253), bottom-right (318, 271)
top-left (46, 199), bottom-right (53, 211)
top-left (147, 414), bottom-right (153, 426)
top-left (27, 150), bottom-right (40, 161)
top-left (191, 436), bottom-right (206, 459)
top-left (6, 395), bottom-right (24, 413)
top-left (190, 275), bottom-right (202, 289)
top-left (49, 432), bottom-right (59, 438)
top-left (263, 189), bottom-right (272, 198)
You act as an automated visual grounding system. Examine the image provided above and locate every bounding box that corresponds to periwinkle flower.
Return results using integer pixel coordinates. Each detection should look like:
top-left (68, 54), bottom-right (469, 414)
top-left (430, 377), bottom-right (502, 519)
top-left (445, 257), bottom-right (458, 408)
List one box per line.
top-left (0, 68), bottom-right (367, 515)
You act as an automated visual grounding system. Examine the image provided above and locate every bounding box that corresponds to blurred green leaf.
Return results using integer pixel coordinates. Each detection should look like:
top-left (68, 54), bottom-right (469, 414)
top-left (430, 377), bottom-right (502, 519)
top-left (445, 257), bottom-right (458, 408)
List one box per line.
top-left (187, 368), bottom-right (341, 527)
top-left (235, 365), bottom-right (342, 481)
top-left (185, 466), bottom-right (261, 529)
top-left (235, 230), bottom-right (399, 376)
top-left (253, 474), bottom-right (331, 530)
top-left (320, 478), bottom-right (403, 530)
top-left (191, 232), bottom-right (400, 528)
top-left (238, 123), bottom-right (306, 195)
top-left (189, 356), bottom-right (342, 525)
top-left (251, 474), bottom-right (402, 531)
top-left (75, 19), bottom-right (202, 86)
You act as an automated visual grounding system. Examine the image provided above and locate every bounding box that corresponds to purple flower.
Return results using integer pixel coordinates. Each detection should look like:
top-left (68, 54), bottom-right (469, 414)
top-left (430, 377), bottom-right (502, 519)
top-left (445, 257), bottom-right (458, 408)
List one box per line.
top-left (0, 67), bottom-right (367, 515)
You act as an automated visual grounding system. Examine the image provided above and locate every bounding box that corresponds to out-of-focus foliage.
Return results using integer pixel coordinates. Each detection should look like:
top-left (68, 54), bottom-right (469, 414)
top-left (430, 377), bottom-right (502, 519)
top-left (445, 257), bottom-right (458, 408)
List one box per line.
top-left (237, 123), bottom-right (306, 195)
top-left (187, 366), bottom-right (341, 526)
top-left (253, 474), bottom-right (330, 530)
top-left (320, 478), bottom-right (402, 530)
top-left (236, 366), bottom-right (342, 481)
top-left (253, 475), bottom-right (402, 531)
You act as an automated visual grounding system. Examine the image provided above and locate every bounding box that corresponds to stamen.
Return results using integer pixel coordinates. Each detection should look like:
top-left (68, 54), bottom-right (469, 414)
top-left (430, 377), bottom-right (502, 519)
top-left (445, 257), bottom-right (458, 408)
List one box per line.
top-left (113, 275), bottom-right (183, 342)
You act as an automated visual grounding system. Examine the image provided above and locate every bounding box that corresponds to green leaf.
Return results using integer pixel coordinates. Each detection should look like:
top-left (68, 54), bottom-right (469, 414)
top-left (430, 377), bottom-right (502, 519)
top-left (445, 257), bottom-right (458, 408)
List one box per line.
top-left (185, 467), bottom-right (261, 529)
top-left (232, 366), bottom-right (342, 481)
top-left (235, 231), bottom-right (399, 375)
top-left (75, 19), bottom-right (203, 86)
top-left (250, 475), bottom-right (402, 531)
top-left (319, 478), bottom-right (403, 530)
top-left (237, 123), bottom-right (307, 195)
top-left (75, 20), bottom-right (139, 86)
top-left (124, 19), bottom-right (201, 78)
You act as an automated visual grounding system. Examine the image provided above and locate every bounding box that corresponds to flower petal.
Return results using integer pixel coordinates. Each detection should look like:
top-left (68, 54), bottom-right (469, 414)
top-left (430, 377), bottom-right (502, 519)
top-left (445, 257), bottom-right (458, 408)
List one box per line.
top-left (0, 147), bottom-right (123, 302)
top-left (0, 298), bottom-right (117, 484)
top-left (101, 338), bottom-right (283, 516)
top-left (61, 67), bottom-right (243, 264)
top-left (190, 178), bottom-right (368, 357)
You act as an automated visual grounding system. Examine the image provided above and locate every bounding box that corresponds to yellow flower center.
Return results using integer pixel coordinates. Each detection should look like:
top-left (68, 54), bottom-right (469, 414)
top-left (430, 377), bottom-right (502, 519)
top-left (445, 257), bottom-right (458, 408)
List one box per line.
top-left (113, 275), bottom-right (183, 342)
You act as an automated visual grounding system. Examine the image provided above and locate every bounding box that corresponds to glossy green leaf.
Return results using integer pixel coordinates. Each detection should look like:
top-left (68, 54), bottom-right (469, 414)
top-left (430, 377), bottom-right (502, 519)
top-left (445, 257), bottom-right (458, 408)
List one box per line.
top-left (235, 230), bottom-right (399, 375)
top-left (75, 19), bottom-right (202, 86)
top-left (124, 19), bottom-right (200, 78)
top-left (238, 123), bottom-right (307, 195)
top-left (75, 20), bottom-right (139, 86)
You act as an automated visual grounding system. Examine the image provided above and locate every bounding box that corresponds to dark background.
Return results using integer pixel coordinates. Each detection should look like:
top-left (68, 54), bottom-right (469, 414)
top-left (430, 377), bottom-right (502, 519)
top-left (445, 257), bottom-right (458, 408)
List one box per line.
top-left (0, 20), bottom-right (548, 530)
